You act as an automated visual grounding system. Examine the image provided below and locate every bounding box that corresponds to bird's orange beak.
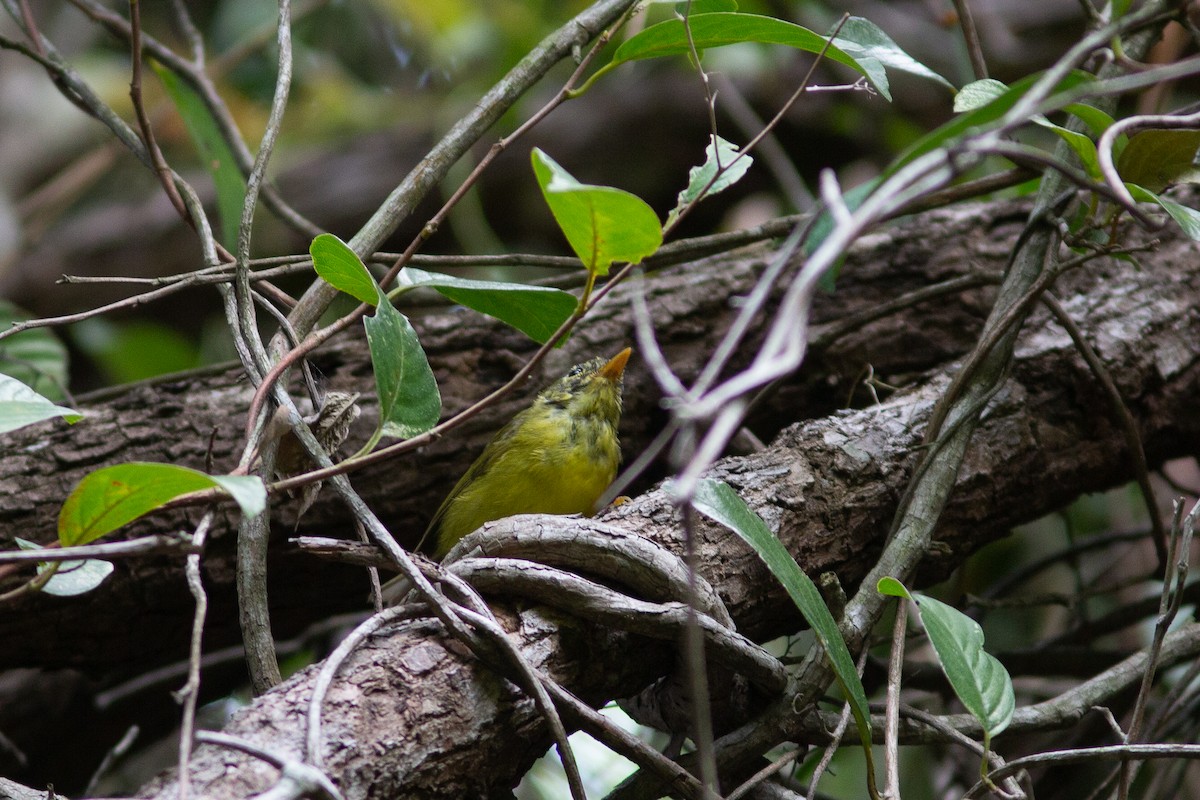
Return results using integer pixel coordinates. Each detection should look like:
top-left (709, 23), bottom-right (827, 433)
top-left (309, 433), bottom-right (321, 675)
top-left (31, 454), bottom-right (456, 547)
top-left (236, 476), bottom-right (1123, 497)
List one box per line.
top-left (599, 347), bottom-right (632, 382)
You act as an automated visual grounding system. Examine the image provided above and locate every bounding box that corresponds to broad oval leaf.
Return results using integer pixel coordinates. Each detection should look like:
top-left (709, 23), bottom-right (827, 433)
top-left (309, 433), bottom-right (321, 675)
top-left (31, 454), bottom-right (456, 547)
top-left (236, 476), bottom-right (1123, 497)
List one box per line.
top-left (310, 233), bottom-right (380, 306)
top-left (531, 149), bottom-right (662, 277)
top-left (402, 268), bottom-right (576, 345)
top-left (693, 478), bottom-right (877, 781)
top-left (0, 373), bottom-right (82, 435)
top-left (364, 296), bottom-right (441, 439)
top-left (59, 463), bottom-right (266, 546)
top-left (1117, 129), bottom-right (1200, 193)
top-left (878, 578), bottom-right (1015, 739)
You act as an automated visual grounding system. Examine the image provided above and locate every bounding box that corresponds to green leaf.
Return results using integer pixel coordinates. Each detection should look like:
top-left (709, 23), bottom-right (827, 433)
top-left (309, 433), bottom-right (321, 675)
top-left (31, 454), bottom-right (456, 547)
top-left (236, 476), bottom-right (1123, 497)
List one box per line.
top-left (1117, 129), bottom-right (1200, 193)
top-left (310, 233), bottom-right (380, 306)
top-left (1063, 103), bottom-right (1115, 137)
top-left (675, 0), bottom-right (738, 13)
top-left (401, 269), bottom-right (576, 345)
top-left (153, 63), bottom-right (245, 250)
top-left (953, 78), bottom-right (1007, 112)
top-left (833, 16), bottom-right (954, 93)
top-left (666, 135), bottom-right (753, 228)
top-left (71, 319), bottom-right (199, 384)
top-left (0, 300), bottom-right (70, 401)
top-left (531, 148), bottom-right (662, 277)
top-left (1040, 120), bottom-right (1101, 178)
top-left (365, 295), bottom-right (441, 439)
top-left (878, 578), bottom-right (1015, 739)
top-left (15, 538), bottom-right (115, 597)
top-left (888, 70), bottom-right (1093, 179)
top-left (610, 13), bottom-right (878, 96)
top-left (0, 373), bottom-right (82, 435)
top-left (693, 479), bottom-right (877, 785)
top-left (58, 463), bottom-right (266, 546)
top-left (1128, 184), bottom-right (1200, 240)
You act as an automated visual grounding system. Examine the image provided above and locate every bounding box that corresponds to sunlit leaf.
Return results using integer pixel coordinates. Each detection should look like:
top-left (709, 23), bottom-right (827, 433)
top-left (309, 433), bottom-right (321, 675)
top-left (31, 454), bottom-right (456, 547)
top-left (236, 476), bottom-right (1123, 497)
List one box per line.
top-left (310, 233), bottom-right (380, 306)
top-left (16, 539), bottom-right (115, 597)
top-left (59, 463), bottom-right (265, 546)
top-left (402, 268), bottom-right (576, 344)
top-left (0, 373), bottom-right (81, 435)
top-left (531, 148), bottom-right (662, 277)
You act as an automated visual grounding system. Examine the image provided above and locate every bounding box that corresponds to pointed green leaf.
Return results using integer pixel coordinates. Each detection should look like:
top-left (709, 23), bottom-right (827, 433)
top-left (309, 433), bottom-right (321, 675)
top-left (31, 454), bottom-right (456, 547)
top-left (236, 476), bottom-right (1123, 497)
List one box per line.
top-left (310, 233), bottom-right (380, 306)
top-left (365, 295), bottom-right (441, 439)
top-left (878, 578), bottom-right (1015, 738)
top-left (666, 135), bottom-right (753, 228)
top-left (1117, 129), bottom-right (1200, 193)
top-left (693, 479), bottom-right (876, 775)
top-left (889, 70), bottom-right (1093, 179)
top-left (59, 463), bottom-right (266, 546)
top-left (0, 374), bottom-right (81, 434)
top-left (833, 16), bottom-right (953, 93)
top-left (1128, 184), bottom-right (1200, 240)
top-left (402, 268), bottom-right (576, 344)
top-left (610, 13), bottom-right (878, 96)
top-left (531, 149), bottom-right (662, 277)
top-left (153, 63), bottom-right (245, 249)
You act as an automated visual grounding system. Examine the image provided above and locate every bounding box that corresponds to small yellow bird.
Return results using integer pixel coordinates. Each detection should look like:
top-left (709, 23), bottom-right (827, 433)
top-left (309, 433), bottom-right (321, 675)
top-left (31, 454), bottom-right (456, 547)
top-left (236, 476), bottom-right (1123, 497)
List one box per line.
top-left (417, 347), bottom-right (631, 560)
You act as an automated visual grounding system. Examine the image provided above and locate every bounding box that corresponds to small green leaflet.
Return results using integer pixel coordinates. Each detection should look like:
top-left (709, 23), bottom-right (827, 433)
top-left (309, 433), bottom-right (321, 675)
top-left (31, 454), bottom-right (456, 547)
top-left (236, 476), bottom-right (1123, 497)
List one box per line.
top-left (309, 234), bottom-right (441, 439)
top-left (692, 478), bottom-right (878, 796)
top-left (531, 149), bottom-right (662, 277)
top-left (666, 135), bottom-right (753, 229)
top-left (58, 463), bottom-right (266, 547)
top-left (311, 233), bottom-right (380, 306)
top-left (878, 577), bottom-right (1015, 742)
top-left (15, 538), bottom-right (113, 597)
top-left (0, 373), bottom-right (81, 435)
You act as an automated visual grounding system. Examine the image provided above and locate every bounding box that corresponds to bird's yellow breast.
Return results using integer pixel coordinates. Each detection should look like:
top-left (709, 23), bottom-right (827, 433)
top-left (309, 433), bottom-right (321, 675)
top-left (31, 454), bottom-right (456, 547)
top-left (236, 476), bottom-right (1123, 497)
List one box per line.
top-left (433, 406), bottom-right (620, 556)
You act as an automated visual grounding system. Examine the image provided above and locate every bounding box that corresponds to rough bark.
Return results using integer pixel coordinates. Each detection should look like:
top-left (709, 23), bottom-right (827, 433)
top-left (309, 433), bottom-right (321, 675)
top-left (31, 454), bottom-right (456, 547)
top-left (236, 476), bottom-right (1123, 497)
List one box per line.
top-left (2, 197), bottom-right (1199, 797)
